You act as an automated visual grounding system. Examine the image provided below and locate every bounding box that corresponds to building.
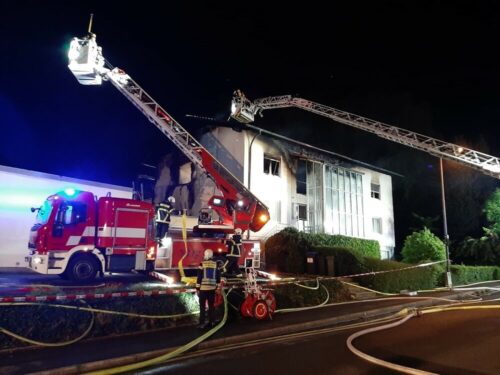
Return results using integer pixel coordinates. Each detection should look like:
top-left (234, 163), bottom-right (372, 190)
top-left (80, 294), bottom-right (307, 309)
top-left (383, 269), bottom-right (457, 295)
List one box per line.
top-left (156, 126), bottom-right (397, 260)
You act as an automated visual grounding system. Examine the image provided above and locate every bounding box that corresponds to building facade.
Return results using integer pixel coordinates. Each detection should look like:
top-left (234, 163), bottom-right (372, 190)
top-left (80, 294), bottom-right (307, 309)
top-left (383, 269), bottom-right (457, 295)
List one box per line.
top-left (201, 127), bottom-right (396, 259)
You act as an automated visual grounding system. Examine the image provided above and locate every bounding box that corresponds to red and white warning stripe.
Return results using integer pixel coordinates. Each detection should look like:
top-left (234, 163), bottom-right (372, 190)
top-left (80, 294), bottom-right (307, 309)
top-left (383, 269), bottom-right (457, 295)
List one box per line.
top-left (0, 287), bottom-right (195, 303)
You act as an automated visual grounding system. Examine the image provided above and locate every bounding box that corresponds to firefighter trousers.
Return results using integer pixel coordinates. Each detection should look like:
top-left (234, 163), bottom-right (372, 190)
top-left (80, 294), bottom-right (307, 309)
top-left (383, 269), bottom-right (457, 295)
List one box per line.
top-left (198, 290), bottom-right (215, 325)
top-left (224, 256), bottom-right (240, 276)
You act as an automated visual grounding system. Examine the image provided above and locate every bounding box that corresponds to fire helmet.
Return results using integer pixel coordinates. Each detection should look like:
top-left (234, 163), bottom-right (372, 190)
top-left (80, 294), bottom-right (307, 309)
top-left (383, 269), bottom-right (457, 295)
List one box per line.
top-left (167, 196), bottom-right (175, 204)
top-left (204, 249), bottom-right (213, 260)
top-left (235, 228), bottom-right (242, 235)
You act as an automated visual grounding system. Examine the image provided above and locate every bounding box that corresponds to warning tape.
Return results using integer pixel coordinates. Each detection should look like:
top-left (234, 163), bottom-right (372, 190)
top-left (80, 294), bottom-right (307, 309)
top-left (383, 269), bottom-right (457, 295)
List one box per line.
top-left (0, 260), bottom-right (447, 303)
top-left (0, 287), bottom-right (195, 303)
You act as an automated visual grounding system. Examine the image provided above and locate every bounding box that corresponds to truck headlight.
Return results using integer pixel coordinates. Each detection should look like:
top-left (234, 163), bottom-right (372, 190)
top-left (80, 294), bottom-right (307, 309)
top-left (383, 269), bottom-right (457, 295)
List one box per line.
top-left (33, 256), bottom-right (43, 264)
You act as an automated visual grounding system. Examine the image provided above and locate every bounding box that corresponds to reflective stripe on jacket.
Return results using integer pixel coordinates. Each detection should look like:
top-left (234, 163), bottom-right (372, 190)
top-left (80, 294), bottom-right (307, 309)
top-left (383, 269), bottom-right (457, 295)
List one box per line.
top-left (156, 203), bottom-right (173, 224)
top-left (225, 234), bottom-right (242, 257)
top-left (196, 260), bottom-right (221, 291)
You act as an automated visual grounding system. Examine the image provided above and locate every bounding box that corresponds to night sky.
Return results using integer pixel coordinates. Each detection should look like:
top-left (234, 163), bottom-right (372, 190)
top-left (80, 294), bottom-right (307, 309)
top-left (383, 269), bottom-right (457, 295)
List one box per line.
top-left (2, 1), bottom-right (500, 246)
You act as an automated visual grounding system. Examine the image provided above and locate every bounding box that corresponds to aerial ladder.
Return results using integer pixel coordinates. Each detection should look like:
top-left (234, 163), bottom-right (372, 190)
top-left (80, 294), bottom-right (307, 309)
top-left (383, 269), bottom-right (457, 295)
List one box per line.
top-left (67, 32), bottom-right (269, 234)
top-left (230, 91), bottom-right (500, 179)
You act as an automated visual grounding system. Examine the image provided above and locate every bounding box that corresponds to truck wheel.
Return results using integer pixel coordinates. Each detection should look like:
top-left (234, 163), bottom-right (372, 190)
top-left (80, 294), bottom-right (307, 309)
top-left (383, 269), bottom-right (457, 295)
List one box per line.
top-left (66, 254), bottom-right (99, 282)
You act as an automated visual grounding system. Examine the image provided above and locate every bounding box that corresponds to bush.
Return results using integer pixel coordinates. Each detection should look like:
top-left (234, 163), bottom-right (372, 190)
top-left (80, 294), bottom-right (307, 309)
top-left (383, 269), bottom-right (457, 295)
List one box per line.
top-left (449, 264), bottom-right (500, 285)
top-left (313, 246), bottom-right (365, 276)
top-left (360, 258), bottom-right (443, 293)
top-left (273, 279), bottom-right (351, 309)
top-left (265, 228), bottom-right (380, 274)
top-left (0, 294), bottom-right (199, 350)
top-left (305, 233), bottom-right (380, 258)
top-left (264, 227), bottom-right (309, 273)
top-left (401, 228), bottom-right (446, 264)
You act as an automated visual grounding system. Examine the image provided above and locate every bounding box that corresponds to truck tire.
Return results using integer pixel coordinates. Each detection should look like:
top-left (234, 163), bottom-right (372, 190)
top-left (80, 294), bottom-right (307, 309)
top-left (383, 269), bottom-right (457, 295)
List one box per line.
top-left (66, 254), bottom-right (99, 282)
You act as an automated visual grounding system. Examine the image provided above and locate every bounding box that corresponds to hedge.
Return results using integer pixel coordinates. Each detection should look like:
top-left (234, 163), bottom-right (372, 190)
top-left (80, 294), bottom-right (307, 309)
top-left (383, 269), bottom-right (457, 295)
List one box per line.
top-left (306, 233), bottom-right (380, 259)
top-left (359, 258), bottom-right (443, 293)
top-left (449, 264), bottom-right (500, 285)
top-left (0, 280), bottom-right (352, 350)
top-left (0, 293), bottom-right (199, 350)
top-left (265, 227), bottom-right (380, 274)
top-left (313, 246), bottom-right (365, 277)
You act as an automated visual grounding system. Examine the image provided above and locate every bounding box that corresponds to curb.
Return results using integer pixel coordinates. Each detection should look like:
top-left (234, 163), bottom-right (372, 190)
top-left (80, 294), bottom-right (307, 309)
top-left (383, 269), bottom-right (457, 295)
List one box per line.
top-left (27, 291), bottom-right (473, 375)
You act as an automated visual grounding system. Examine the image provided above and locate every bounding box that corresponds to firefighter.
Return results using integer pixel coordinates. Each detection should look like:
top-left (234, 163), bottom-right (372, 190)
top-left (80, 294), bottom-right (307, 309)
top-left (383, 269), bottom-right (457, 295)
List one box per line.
top-left (155, 196), bottom-right (175, 240)
top-left (196, 249), bottom-right (221, 329)
top-left (222, 228), bottom-right (243, 277)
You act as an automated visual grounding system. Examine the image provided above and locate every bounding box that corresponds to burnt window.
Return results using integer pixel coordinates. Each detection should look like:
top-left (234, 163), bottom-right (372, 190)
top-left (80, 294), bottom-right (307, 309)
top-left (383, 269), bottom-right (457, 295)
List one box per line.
top-left (264, 156), bottom-right (280, 176)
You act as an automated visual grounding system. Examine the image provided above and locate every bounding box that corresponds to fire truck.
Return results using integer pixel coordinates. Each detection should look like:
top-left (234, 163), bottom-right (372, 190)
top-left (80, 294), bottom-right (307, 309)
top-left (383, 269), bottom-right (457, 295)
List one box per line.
top-left (26, 29), bottom-right (270, 281)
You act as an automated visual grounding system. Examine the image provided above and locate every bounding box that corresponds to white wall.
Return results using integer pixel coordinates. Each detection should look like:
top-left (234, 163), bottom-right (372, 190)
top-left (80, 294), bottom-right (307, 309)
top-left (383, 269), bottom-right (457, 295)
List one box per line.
top-left (0, 165), bottom-right (132, 267)
top-left (246, 135), bottom-right (293, 237)
top-left (355, 167), bottom-right (395, 258)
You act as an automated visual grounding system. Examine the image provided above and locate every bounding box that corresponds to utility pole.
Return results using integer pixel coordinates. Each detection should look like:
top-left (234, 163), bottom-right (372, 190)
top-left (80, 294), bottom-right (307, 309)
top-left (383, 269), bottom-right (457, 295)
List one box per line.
top-left (439, 158), bottom-right (453, 289)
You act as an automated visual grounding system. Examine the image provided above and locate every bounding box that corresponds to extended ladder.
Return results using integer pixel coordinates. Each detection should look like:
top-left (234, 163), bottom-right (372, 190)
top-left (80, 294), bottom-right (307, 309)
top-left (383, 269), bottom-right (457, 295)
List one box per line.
top-left (231, 94), bottom-right (500, 179)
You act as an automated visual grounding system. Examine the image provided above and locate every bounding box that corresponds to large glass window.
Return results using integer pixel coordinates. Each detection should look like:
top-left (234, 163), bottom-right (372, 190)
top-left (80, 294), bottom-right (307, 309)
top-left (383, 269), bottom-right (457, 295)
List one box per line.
top-left (306, 162), bottom-right (323, 233)
top-left (322, 165), bottom-right (364, 237)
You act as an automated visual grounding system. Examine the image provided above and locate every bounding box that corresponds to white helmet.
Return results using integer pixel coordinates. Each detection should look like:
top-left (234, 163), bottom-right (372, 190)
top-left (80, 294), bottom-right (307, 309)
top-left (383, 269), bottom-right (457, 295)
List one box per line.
top-left (167, 196), bottom-right (175, 204)
top-left (235, 228), bottom-right (242, 235)
top-left (204, 249), bottom-right (213, 260)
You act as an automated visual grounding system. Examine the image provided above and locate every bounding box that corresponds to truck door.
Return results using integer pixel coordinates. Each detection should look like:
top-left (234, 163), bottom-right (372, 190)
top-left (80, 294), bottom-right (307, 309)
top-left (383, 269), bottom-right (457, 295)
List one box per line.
top-left (49, 201), bottom-right (89, 251)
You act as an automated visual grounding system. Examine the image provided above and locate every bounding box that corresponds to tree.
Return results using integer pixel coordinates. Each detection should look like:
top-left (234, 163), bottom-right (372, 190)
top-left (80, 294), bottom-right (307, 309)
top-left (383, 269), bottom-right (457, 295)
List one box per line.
top-left (401, 228), bottom-right (446, 264)
top-left (485, 188), bottom-right (500, 235)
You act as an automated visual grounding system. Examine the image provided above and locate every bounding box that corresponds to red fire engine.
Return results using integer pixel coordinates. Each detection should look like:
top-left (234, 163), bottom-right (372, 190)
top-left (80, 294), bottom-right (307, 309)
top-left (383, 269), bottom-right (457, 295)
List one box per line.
top-left (27, 189), bottom-right (156, 281)
top-left (26, 31), bottom-right (270, 281)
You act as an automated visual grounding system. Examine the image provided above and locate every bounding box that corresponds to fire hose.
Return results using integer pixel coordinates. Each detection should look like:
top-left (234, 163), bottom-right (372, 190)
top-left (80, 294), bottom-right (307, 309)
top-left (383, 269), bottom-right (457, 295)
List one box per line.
top-left (347, 303), bottom-right (500, 374)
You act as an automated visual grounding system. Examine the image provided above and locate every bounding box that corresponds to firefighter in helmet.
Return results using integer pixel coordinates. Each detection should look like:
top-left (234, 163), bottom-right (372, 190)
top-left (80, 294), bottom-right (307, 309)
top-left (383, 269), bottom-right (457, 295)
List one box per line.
top-left (155, 196), bottom-right (175, 240)
top-left (222, 228), bottom-right (243, 277)
top-left (196, 249), bottom-right (221, 329)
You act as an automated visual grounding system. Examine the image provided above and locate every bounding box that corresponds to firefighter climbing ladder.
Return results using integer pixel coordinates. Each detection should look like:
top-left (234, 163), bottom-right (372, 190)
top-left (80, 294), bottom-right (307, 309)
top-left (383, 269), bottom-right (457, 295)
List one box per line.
top-left (231, 94), bottom-right (500, 179)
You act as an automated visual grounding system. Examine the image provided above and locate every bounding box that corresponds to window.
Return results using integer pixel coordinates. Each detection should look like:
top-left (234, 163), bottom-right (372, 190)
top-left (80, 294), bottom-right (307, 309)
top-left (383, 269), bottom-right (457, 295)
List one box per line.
top-left (57, 202), bottom-right (87, 225)
top-left (371, 183), bottom-right (380, 199)
top-left (372, 217), bottom-right (382, 234)
top-left (264, 156), bottom-right (280, 176)
top-left (296, 159), bottom-right (307, 194)
top-left (298, 204), bottom-right (307, 220)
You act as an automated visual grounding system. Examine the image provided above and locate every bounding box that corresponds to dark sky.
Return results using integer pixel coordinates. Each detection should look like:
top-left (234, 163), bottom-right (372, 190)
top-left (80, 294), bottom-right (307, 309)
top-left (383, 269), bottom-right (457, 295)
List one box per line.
top-left (1, 0), bottom-right (500, 187)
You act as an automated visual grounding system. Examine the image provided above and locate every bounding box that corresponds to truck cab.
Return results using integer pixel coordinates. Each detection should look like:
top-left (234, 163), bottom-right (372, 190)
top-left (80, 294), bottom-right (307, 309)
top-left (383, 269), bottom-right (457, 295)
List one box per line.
top-left (27, 189), bottom-right (157, 281)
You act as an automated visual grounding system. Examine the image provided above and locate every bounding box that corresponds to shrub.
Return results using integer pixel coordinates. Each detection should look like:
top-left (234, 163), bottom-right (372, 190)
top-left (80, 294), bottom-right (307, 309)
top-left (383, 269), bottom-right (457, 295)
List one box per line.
top-left (313, 246), bottom-right (365, 276)
top-left (305, 233), bottom-right (380, 258)
top-left (264, 227), bottom-right (309, 273)
top-left (360, 257), bottom-right (442, 293)
top-left (265, 228), bottom-right (380, 274)
top-left (449, 264), bottom-right (500, 285)
top-left (401, 228), bottom-right (446, 264)
top-left (273, 279), bottom-right (351, 309)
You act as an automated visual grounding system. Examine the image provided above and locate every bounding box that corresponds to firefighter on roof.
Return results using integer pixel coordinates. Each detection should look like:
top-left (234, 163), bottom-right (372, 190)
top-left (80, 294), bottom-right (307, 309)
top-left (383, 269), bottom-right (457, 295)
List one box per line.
top-left (196, 249), bottom-right (221, 329)
top-left (222, 228), bottom-right (243, 277)
top-left (155, 196), bottom-right (175, 239)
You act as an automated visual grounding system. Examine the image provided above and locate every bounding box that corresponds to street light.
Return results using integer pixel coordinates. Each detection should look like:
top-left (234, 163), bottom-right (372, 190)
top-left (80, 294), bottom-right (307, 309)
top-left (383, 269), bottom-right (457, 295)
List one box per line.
top-left (439, 158), bottom-right (453, 289)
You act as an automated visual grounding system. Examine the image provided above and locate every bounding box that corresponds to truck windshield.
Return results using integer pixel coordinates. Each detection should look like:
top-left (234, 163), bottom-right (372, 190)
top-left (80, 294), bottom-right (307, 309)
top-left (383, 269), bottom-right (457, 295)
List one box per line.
top-left (35, 200), bottom-right (53, 225)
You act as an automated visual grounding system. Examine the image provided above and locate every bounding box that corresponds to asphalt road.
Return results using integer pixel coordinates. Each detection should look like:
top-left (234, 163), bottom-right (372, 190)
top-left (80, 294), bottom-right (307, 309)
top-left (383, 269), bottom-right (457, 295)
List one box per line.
top-left (142, 303), bottom-right (500, 375)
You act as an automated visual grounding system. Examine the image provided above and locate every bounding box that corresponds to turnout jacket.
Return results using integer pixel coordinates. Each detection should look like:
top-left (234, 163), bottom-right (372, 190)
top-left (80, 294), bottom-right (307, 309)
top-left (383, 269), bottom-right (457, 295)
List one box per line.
top-left (155, 202), bottom-right (174, 224)
top-left (196, 259), bottom-right (221, 291)
top-left (224, 234), bottom-right (242, 257)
